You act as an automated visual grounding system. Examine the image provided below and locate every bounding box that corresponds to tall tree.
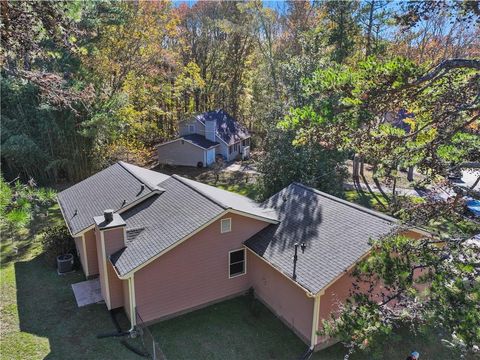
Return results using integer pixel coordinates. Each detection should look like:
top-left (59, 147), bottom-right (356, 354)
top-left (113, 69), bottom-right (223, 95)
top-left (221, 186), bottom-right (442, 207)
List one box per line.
top-left (280, 51), bottom-right (480, 358)
top-left (322, 0), bottom-right (360, 64)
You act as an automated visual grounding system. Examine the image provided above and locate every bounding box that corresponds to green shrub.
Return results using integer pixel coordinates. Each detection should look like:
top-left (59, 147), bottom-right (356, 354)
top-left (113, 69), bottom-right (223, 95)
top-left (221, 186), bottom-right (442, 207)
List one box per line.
top-left (42, 224), bottom-right (75, 266)
top-left (0, 176), bottom-right (12, 217)
top-left (5, 208), bottom-right (30, 228)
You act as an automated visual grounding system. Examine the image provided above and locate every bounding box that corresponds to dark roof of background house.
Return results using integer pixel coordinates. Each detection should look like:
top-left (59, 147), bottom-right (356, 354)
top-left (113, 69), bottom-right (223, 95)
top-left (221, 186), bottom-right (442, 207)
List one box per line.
top-left (181, 134), bottom-right (219, 149)
top-left (244, 183), bottom-right (398, 294)
top-left (57, 162), bottom-right (168, 235)
top-left (195, 109), bottom-right (249, 145)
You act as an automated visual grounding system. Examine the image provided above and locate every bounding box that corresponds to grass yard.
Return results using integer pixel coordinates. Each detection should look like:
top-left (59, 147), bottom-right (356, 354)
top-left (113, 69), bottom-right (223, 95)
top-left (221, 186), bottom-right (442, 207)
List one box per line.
top-left (150, 296), bottom-right (464, 360)
top-left (0, 203), bottom-right (143, 360)
top-left (153, 162), bottom-right (261, 200)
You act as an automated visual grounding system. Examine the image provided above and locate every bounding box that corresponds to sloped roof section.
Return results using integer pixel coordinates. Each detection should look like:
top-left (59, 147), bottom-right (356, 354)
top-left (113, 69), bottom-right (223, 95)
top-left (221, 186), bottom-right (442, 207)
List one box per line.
top-left (244, 183), bottom-right (397, 294)
top-left (119, 161), bottom-right (169, 190)
top-left (181, 134), bottom-right (219, 149)
top-left (57, 163), bottom-right (163, 235)
top-left (112, 175), bottom-right (278, 276)
top-left (57, 161), bottom-right (278, 276)
top-left (174, 175), bottom-right (278, 222)
top-left (195, 109), bottom-right (249, 145)
top-left (111, 176), bottom-right (225, 275)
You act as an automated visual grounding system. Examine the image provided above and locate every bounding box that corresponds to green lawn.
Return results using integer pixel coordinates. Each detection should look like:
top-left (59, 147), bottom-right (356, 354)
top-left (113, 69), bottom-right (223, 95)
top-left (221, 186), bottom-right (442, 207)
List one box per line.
top-left (0, 205), bottom-right (143, 360)
top-left (152, 163), bottom-right (261, 200)
top-left (150, 296), bottom-right (464, 360)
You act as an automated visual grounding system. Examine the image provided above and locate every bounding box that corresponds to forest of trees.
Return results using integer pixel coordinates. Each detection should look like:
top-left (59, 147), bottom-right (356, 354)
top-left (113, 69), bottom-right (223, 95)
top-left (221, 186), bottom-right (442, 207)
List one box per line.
top-left (2, 1), bottom-right (478, 186)
top-left (1, 0), bottom-right (479, 355)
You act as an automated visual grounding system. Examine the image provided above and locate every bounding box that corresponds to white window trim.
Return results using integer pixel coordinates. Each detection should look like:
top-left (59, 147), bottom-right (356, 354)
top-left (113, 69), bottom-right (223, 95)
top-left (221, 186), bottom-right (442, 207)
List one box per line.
top-left (220, 218), bottom-right (232, 233)
top-left (228, 248), bottom-right (246, 279)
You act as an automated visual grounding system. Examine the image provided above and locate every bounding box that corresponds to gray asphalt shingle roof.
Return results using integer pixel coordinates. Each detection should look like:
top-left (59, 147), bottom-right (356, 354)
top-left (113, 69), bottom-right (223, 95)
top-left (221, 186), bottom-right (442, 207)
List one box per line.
top-left (112, 175), bottom-right (279, 276)
top-left (113, 176), bottom-right (226, 275)
top-left (195, 109), bottom-right (249, 145)
top-left (244, 183), bottom-right (398, 294)
top-left (58, 161), bottom-right (278, 276)
top-left (174, 176), bottom-right (278, 222)
top-left (181, 134), bottom-right (219, 149)
top-left (57, 162), bottom-right (164, 235)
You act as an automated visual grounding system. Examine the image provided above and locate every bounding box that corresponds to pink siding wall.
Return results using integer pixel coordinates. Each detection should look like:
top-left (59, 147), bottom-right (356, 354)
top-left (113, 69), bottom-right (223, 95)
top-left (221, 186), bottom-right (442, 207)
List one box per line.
top-left (134, 214), bottom-right (269, 323)
top-left (123, 280), bottom-right (131, 321)
top-left (74, 230), bottom-right (99, 277)
top-left (95, 227), bottom-right (108, 304)
top-left (107, 261), bottom-right (124, 309)
top-left (74, 236), bottom-right (87, 275)
top-left (103, 227), bottom-right (125, 255)
top-left (315, 229), bottom-right (428, 347)
top-left (248, 251), bottom-right (314, 343)
top-left (316, 269), bottom-right (390, 347)
top-left (84, 229), bottom-right (99, 276)
top-left (318, 270), bottom-right (354, 325)
top-left (95, 226), bottom-right (125, 309)
top-left (104, 227), bottom-right (125, 309)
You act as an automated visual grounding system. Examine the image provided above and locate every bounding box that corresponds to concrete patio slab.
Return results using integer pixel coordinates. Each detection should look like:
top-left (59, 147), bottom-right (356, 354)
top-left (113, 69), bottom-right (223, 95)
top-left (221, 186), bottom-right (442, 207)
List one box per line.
top-left (71, 278), bottom-right (103, 307)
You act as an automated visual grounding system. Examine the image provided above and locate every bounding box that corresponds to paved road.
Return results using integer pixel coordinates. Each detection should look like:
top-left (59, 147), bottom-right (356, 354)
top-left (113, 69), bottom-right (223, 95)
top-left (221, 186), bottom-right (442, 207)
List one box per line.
top-left (452, 170), bottom-right (480, 191)
top-left (223, 162), bottom-right (259, 174)
top-left (345, 170), bottom-right (479, 200)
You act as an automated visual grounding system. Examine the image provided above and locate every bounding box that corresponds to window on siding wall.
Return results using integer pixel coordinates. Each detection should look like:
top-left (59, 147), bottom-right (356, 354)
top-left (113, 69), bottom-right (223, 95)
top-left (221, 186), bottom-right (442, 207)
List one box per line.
top-left (188, 124), bottom-right (195, 133)
top-left (229, 249), bottom-right (245, 278)
top-left (229, 145), bottom-right (233, 154)
top-left (221, 218), bottom-right (231, 233)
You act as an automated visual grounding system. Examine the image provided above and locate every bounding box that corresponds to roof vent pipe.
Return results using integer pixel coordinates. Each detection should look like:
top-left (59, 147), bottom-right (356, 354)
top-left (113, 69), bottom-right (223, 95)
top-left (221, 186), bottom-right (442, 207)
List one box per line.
top-left (104, 209), bottom-right (114, 223)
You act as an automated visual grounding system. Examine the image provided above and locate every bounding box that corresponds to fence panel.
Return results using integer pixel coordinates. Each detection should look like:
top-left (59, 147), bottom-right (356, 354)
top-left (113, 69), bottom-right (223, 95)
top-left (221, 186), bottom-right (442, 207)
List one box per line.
top-left (136, 310), bottom-right (167, 360)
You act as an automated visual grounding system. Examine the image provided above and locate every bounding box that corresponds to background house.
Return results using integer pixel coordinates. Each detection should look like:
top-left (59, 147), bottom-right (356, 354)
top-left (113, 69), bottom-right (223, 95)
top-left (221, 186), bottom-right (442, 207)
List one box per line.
top-left (157, 109), bottom-right (251, 167)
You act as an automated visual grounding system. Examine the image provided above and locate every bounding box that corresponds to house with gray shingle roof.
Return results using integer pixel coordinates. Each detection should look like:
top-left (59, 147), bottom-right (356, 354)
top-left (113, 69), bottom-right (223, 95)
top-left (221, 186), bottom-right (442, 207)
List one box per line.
top-left (156, 109), bottom-right (251, 167)
top-left (57, 162), bottom-right (424, 351)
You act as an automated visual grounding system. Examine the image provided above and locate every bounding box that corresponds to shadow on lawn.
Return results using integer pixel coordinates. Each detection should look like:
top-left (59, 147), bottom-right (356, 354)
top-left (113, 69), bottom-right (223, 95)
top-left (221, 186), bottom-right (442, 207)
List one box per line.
top-left (14, 254), bottom-right (141, 360)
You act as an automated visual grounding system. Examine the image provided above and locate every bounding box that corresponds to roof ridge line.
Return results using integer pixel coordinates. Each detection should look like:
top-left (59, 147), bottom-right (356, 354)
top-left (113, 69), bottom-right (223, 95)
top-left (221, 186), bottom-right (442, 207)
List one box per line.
top-left (292, 182), bottom-right (398, 223)
top-left (117, 161), bottom-right (154, 190)
top-left (171, 175), bottom-right (228, 210)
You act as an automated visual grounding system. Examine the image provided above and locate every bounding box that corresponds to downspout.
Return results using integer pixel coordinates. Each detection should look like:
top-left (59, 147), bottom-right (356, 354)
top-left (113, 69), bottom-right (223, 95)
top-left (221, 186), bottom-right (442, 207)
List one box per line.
top-left (82, 234), bottom-right (89, 277)
top-left (128, 275), bottom-right (137, 332)
top-left (99, 230), bottom-right (112, 309)
top-left (310, 291), bottom-right (323, 350)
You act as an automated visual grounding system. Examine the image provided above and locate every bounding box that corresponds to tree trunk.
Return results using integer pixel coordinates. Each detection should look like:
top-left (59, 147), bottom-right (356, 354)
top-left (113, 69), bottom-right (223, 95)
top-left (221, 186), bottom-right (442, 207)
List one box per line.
top-left (365, 0), bottom-right (375, 58)
top-left (407, 166), bottom-right (414, 182)
top-left (353, 153), bottom-right (361, 181)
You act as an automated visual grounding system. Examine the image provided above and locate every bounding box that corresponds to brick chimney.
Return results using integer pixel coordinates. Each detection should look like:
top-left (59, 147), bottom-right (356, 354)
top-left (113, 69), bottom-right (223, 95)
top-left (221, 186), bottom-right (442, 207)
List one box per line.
top-left (93, 210), bottom-right (126, 310)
